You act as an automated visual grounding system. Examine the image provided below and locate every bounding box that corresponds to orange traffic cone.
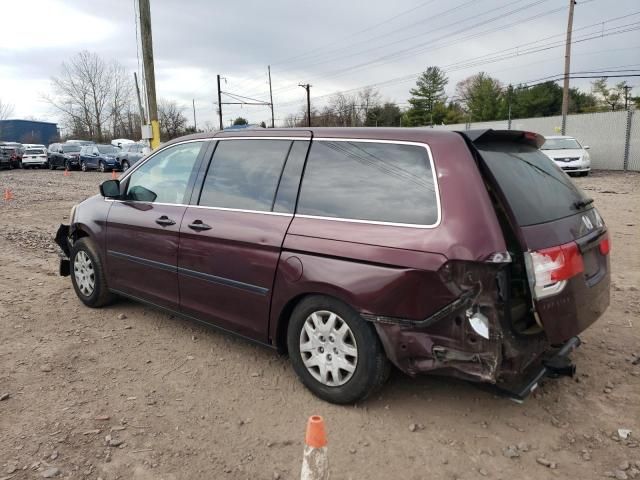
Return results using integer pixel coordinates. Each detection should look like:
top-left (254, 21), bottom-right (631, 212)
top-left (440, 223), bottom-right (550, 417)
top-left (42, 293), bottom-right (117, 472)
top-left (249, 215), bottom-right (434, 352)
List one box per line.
top-left (63, 168), bottom-right (70, 177)
top-left (301, 416), bottom-right (328, 480)
top-left (3, 188), bottom-right (14, 201)
top-left (111, 169), bottom-right (117, 180)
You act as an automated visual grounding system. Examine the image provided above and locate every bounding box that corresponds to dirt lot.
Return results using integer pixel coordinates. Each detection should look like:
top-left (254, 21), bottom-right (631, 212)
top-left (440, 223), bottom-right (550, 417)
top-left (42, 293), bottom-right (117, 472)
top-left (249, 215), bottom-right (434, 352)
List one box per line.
top-left (1, 168), bottom-right (639, 480)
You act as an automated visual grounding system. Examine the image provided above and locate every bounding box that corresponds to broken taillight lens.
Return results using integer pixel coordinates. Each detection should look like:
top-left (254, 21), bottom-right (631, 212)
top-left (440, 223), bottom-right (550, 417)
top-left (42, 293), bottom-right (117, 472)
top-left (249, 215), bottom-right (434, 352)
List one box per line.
top-left (526, 241), bottom-right (584, 299)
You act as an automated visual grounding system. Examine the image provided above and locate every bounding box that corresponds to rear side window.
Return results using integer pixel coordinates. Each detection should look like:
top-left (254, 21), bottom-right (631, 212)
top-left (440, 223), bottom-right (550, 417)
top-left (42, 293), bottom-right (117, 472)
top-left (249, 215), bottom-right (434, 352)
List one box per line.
top-left (273, 141), bottom-right (309, 213)
top-left (476, 141), bottom-right (589, 226)
top-left (297, 140), bottom-right (438, 226)
top-left (199, 139), bottom-right (292, 212)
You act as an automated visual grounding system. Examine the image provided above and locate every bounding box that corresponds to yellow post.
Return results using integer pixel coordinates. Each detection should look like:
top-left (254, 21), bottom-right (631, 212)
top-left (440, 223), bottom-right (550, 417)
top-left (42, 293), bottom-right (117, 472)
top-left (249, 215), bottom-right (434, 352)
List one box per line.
top-left (151, 120), bottom-right (161, 149)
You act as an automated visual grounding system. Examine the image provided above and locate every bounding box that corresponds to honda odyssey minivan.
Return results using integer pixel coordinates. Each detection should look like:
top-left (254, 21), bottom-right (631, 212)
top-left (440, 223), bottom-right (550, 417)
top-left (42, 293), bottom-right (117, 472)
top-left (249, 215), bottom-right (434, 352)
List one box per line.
top-left (55, 128), bottom-right (610, 404)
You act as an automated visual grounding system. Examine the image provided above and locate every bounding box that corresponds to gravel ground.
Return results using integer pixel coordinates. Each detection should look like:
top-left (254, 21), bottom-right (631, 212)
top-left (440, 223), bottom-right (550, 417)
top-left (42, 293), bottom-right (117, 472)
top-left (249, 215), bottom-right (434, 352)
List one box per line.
top-left (1, 168), bottom-right (639, 480)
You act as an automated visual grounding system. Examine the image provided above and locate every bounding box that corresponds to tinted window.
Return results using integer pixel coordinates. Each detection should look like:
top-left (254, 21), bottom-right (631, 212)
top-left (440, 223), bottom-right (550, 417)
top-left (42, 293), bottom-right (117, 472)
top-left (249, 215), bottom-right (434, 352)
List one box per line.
top-left (476, 141), bottom-right (589, 226)
top-left (62, 145), bottom-right (80, 153)
top-left (273, 141), bottom-right (309, 213)
top-left (26, 149), bottom-right (45, 155)
top-left (97, 145), bottom-right (117, 154)
top-left (125, 141), bottom-right (204, 204)
top-left (199, 139), bottom-right (292, 211)
top-left (298, 141), bottom-right (438, 225)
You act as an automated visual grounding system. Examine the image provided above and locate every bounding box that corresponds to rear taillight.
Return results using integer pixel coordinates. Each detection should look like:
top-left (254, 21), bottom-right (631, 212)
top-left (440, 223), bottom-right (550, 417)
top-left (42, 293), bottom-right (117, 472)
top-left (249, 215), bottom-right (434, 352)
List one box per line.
top-left (599, 233), bottom-right (611, 256)
top-left (526, 241), bottom-right (584, 299)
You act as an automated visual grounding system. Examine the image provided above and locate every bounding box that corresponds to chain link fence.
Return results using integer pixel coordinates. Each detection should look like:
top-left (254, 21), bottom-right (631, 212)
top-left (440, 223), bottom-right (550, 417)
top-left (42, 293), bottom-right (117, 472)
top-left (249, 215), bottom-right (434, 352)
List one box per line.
top-left (433, 110), bottom-right (639, 171)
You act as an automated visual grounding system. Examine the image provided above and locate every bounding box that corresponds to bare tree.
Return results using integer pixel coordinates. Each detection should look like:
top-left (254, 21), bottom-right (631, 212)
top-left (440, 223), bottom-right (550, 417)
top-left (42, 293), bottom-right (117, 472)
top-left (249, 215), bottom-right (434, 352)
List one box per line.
top-left (0, 99), bottom-right (14, 120)
top-left (357, 87), bottom-right (381, 125)
top-left (158, 99), bottom-right (188, 140)
top-left (47, 51), bottom-right (134, 141)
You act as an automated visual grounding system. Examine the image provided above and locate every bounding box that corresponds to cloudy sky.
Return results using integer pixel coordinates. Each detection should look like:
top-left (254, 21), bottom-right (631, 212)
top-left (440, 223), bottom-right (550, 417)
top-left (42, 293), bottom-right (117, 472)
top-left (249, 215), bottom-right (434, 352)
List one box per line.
top-left (2, 0), bottom-right (639, 129)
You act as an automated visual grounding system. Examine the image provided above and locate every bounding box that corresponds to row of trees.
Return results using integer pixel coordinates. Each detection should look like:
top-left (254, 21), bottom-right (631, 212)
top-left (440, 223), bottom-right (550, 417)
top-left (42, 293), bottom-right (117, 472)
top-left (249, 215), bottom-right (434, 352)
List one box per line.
top-left (47, 51), bottom-right (193, 142)
top-left (287, 66), bottom-right (638, 128)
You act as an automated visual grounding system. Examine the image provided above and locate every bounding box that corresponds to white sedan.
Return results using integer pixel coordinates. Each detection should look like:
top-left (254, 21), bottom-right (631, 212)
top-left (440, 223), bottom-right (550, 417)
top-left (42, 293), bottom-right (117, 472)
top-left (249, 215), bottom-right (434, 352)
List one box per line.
top-left (541, 136), bottom-right (591, 176)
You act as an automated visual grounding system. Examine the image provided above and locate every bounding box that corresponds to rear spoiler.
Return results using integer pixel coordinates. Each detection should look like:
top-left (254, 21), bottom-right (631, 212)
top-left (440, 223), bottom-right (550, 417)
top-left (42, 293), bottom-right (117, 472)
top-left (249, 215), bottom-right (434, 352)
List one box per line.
top-left (457, 129), bottom-right (545, 149)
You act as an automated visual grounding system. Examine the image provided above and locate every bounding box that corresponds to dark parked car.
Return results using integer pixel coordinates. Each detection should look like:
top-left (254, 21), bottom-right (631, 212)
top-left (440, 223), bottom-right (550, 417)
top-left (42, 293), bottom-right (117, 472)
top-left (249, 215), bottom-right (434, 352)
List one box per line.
top-left (116, 142), bottom-right (147, 171)
top-left (79, 144), bottom-right (120, 172)
top-left (0, 146), bottom-right (12, 169)
top-left (0, 142), bottom-right (23, 168)
top-left (48, 143), bottom-right (82, 170)
top-left (55, 128), bottom-right (610, 404)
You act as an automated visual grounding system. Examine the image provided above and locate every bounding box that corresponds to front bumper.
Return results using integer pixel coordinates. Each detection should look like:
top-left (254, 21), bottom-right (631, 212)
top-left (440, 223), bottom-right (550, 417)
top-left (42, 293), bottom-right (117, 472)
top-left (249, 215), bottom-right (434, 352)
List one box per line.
top-left (54, 224), bottom-right (71, 277)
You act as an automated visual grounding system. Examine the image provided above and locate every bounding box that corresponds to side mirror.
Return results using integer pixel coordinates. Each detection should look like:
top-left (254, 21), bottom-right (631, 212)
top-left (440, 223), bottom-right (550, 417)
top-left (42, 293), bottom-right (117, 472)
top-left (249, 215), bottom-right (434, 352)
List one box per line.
top-left (100, 179), bottom-right (121, 198)
top-left (584, 145), bottom-right (590, 150)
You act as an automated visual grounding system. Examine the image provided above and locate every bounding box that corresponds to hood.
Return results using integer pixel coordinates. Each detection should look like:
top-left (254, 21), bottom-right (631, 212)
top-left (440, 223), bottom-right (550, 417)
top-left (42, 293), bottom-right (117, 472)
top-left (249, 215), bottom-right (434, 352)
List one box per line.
top-left (540, 148), bottom-right (585, 160)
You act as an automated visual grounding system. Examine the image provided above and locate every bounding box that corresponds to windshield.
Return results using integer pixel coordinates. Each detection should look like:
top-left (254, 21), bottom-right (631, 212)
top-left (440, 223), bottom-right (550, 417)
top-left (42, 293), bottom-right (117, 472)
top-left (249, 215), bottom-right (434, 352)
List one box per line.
top-left (541, 138), bottom-right (581, 150)
top-left (26, 149), bottom-right (45, 155)
top-left (97, 145), bottom-right (117, 154)
top-left (476, 141), bottom-right (589, 227)
top-left (62, 145), bottom-right (81, 153)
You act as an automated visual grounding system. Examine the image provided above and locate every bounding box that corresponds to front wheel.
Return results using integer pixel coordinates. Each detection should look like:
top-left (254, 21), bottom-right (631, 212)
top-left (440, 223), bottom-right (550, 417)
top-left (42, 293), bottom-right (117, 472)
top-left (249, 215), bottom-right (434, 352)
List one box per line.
top-left (70, 237), bottom-right (114, 308)
top-left (49, 161), bottom-right (55, 170)
top-left (98, 161), bottom-right (106, 173)
top-left (81, 161), bottom-right (87, 172)
top-left (121, 160), bottom-right (130, 172)
top-left (287, 295), bottom-right (390, 404)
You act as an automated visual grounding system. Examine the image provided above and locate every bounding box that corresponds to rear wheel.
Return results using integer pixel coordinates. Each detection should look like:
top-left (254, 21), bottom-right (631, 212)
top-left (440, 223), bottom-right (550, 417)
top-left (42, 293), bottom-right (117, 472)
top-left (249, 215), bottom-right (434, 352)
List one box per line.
top-left (81, 161), bottom-right (87, 172)
top-left (70, 237), bottom-right (114, 308)
top-left (49, 161), bottom-right (55, 170)
top-left (121, 160), bottom-right (130, 172)
top-left (98, 161), bottom-right (106, 173)
top-left (287, 295), bottom-right (390, 404)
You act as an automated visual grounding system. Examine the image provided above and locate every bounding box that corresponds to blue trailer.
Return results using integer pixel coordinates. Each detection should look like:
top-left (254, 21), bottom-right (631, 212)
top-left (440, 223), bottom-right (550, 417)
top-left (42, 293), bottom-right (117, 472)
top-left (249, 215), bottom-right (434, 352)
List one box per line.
top-left (0, 119), bottom-right (59, 144)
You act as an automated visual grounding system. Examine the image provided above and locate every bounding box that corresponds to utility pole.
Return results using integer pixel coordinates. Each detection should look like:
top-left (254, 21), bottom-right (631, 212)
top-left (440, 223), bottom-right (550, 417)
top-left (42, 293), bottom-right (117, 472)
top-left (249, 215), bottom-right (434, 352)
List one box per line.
top-left (133, 72), bottom-right (146, 125)
top-left (561, 0), bottom-right (576, 135)
top-left (299, 83), bottom-right (311, 127)
top-left (192, 99), bottom-right (197, 130)
top-left (217, 74), bottom-right (223, 131)
top-left (623, 85), bottom-right (632, 109)
top-left (268, 66), bottom-right (275, 128)
top-left (138, 0), bottom-right (160, 148)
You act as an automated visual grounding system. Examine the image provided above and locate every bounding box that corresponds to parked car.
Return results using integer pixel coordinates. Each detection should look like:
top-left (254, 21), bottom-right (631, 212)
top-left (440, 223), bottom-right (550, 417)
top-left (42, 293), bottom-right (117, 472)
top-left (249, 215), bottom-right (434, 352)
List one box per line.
top-left (0, 146), bottom-right (12, 169)
top-left (116, 142), bottom-right (147, 171)
top-left (21, 147), bottom-right (48, 168)
top-left (0, 142), bottom-right (24, 168)
top-left (48, 143), bottom-right (82, 170)
top-left (79, 144), bottom-right (121, 172)
top-left (541, 135), bottom-right (591, 176)
top-left (23, 143), bottom-right (47, 150)
top-left (55, 128), bottom-right (610, 404)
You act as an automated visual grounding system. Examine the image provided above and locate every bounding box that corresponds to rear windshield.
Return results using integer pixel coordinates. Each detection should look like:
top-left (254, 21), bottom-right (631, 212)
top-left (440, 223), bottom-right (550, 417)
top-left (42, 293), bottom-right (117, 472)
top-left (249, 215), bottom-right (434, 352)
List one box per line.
top-left (541, 137), bottom-right (581, 150)
top-left (26, 149), bottom-right (45, 155)
top-left (476, 141), bottom-right (589, 226)
top-left (62, 145), bottom-right (81, 152)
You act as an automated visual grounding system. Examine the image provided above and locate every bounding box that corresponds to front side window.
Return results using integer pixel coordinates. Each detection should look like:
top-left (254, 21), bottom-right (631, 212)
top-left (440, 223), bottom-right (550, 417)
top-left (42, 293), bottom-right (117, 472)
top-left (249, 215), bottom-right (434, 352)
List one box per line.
top-left (199, 139), bottom-right (292, 212)
top-left (124, 141), bottom-right (204, 204)
top-left (297, 140), bottom-right (438, 226)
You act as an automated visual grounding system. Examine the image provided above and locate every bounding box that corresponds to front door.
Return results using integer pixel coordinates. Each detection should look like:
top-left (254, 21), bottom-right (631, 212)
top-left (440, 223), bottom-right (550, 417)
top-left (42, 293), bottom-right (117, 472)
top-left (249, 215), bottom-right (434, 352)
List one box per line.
top-left (178, 138), bottom-right (309, 341)
top-left (105, 140), bottom-right (207, 309)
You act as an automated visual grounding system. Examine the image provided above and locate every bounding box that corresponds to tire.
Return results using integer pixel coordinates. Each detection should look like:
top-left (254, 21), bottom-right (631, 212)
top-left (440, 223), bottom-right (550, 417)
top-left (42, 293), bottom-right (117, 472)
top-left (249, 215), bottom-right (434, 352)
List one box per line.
top-left (49, 161), bottom-right (55, 170)
top-left (98, 161), bottom-right (105, 173)
top-left (81, 161), bottom-right (88, 172)
top-left (70, 237), bottom-right (115, 308)
top-left (287, 295), bottom-right (390, 404)
top-left (121, 160), bottom-right (130, 172)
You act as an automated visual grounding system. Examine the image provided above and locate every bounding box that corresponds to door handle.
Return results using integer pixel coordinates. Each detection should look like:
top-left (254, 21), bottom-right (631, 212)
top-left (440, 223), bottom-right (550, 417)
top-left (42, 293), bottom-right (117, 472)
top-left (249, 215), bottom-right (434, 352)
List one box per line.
top-left (188, 219), bottom-right (212, 231)
top-left (155, 215), bottom-right (176, 226)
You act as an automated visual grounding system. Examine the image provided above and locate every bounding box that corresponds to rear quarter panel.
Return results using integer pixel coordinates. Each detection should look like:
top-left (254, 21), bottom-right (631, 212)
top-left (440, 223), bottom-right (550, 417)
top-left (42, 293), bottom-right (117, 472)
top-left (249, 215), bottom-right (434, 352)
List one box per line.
top-left (269, 132), bottom-right (506, 345)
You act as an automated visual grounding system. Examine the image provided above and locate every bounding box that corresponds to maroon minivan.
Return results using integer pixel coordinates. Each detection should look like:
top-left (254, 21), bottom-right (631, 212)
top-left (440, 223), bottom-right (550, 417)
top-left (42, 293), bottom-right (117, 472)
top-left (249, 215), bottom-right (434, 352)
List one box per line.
top-left (55, 128), bottom-right (610, 404)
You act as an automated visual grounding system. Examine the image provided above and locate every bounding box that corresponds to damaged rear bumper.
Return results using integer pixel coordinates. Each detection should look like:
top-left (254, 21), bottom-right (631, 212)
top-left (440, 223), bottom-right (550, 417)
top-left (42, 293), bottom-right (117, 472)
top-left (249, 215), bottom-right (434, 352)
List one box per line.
top-left (54, 224), bottom-right (71, 277)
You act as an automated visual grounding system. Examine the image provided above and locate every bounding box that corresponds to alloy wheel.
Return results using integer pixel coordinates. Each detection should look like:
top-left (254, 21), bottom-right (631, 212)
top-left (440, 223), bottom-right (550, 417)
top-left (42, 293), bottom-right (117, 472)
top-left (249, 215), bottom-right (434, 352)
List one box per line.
top-left (299, 310), bottom-right (358, 387)
top-left (73, 250), bottom-right (95, 297)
